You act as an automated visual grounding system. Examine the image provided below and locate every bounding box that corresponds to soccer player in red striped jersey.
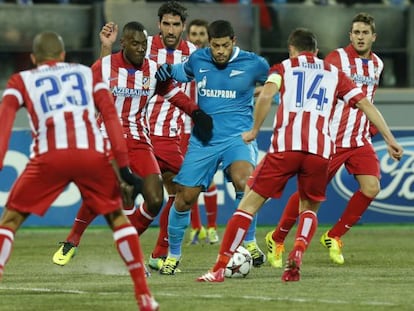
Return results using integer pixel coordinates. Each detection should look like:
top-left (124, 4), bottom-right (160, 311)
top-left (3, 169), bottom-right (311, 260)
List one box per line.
top-left (197, 27), bottom-right (402, 283)
top-left (51, 21), bottom-right (209, 267)
top-left (0, 31), bottom-right (159, 310)
top-left (267, 13), bottom-right (389, 268)
top-left (144, 2), bottom-right (199, 270)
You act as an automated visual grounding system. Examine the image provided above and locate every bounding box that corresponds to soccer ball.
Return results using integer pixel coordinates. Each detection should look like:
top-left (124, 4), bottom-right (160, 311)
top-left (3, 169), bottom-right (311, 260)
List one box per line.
top-left (225, 245), bottom-right (253, 278)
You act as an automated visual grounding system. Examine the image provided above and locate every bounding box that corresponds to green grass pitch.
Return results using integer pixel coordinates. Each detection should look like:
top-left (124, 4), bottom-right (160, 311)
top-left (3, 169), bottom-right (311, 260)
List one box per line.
top-left (1, 224), bottom-right (413, 311)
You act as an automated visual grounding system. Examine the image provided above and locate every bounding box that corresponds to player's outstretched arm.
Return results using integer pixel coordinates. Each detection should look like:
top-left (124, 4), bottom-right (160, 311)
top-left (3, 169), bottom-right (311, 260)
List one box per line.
top-left (243, 77), bottom-right (279, 143)
top-left (356, 98), bottom-right (403, 161)
top-left (155, 63), bottom-right (192, 83)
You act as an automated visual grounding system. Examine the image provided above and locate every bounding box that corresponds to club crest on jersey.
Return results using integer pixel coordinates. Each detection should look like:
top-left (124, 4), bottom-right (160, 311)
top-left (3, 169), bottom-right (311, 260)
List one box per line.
top-left (229, 70), bottom-right (244, 77)
top-left (142, 76), bottom-right (150, 89)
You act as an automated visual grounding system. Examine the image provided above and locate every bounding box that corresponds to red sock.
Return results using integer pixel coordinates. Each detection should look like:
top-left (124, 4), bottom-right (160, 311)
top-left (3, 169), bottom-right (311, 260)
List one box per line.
top-left (66, 202), bottom-right (97, 246)
top-left (329, 190), bottom-right (373, 238)
top-left (212, 210), bottom-right (253, 272)
top-left (152, 196), bottom-right (174, 258)
top-left (133, 203), bottom-right (156, 235)
top-left (273, 191), bottom-right (300, 244)
top-left (113, 224), bottom-right (150, 297)
top-left (204, 184), bottom-right (218, 228)
top-left (292, 210), bottom-right (318, 254)
top-left (190, 202), bottom-right (202, 230)
top-left (0, 226), bottom-right (15, 277)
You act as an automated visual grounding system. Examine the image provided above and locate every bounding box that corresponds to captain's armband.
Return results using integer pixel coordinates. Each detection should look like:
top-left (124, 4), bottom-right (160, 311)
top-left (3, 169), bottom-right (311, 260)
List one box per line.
top-left (266, 73), bottom-right (282, 89)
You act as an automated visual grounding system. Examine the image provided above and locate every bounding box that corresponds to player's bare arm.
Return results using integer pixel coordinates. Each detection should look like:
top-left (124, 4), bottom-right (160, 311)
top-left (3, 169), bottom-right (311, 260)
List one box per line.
top-left (243, 77), bottom-right (280, 143)
top-left (356, 98), bottom-right (403, 161)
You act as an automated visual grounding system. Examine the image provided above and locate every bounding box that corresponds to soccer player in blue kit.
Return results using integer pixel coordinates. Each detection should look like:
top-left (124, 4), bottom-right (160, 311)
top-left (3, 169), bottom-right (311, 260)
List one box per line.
top-left (155, 20), bottom-right (270, 275)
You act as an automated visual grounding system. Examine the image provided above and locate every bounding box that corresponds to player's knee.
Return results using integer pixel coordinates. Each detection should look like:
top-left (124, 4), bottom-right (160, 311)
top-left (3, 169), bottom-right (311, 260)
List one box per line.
top-left (175, 193), bottom-right (197, 212)
top-left (232, 177), bottom-right (248, 192)
top-left (146, 195), bottom-right (164, 215)
top-left (360, 183), bottom-right (380, 198)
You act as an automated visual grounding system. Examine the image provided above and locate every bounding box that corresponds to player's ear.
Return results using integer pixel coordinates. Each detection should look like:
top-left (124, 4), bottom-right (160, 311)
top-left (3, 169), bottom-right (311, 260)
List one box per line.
top-left (59, 51), bottom-right (66, 62)
top-left (30, 53), bottom-right (37, 66)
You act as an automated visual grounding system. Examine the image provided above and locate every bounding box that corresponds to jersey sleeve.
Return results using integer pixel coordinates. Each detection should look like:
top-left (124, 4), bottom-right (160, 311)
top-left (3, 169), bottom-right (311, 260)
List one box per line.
top-left (336, 70), bottom-right (365, 108)
top-left (170, 62), bottom-right (193, 82)
top-left (155, 80), bottom-right (198, 116)
top-left (255, 55), bottom-right (271, 84)
top-left (92, 73), bottom-right (129, 168)
top-left (0, 74), bottom-right (23, 169)
top-left (325, 50), bottom-right (342, 70)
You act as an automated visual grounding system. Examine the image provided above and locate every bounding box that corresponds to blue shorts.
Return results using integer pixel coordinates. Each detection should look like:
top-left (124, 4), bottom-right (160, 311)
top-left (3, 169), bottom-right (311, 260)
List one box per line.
top-left (174, 135), bottom-right (258, 190)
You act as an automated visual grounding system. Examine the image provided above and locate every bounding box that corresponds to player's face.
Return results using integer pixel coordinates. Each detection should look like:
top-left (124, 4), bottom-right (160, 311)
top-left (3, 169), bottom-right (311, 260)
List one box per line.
top-left (121, 30), bottom-right (147, 67)
top-left (349, 22), bottom-right (376, 58)
top-left (159, 14), bottom-right (184, 50)
top-left (209, 36), bottom-right (235, 65)
top-left (188, 25), bottom-right (208, 48)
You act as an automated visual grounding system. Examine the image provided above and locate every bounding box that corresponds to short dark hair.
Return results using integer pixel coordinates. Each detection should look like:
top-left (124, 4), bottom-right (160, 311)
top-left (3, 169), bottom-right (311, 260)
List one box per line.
top-left (32, 31), bottom-right (65, 62)
top-left (158, 1), bottom-right (188, 23)
top-left (208, 20), bottom-right (234, 40)
top-left (287, 28), bottom-right (317, 53)
top-left (122, 21), bottom-right (147, 35)
top-left (188, 19), bottom-right (209, 30)
top-left (351, 12), bottom-right (376, 33)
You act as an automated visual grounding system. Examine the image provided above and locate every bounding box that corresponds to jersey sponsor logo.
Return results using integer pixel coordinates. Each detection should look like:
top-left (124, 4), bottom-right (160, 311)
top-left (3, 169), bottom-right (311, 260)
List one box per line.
top-left (111, 86), bottom-right (150, 97)
top-left (229, 70), bottom-right (244, 77)
top-left (199, 88), bottom-right (236, 99)
top-left (197, 76), bottom-right (236, 99)
top-left (332, 137), bottom-right (414, 217)
top-left (199, 68), bottom-right (210, 73)
top-left (350, 73), bottom-right (379, 86)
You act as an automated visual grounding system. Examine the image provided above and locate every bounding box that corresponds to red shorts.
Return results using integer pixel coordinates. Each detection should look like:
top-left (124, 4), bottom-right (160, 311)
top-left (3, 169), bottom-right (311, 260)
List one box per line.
top-left (248, 151), bottom-right (330, 202)
top-left (6, 150), bottom-right (122, 216)
top-left (328, 144), bottom-right (380, 182)
top-left (151, 135), bottom-right (183, 174)
top-left (126, 138), bottom-right (161, 177)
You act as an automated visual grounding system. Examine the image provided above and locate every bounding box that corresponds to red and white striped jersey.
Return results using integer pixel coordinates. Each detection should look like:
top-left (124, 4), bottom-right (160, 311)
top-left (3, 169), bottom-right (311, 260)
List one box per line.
top-left (269, 52), bottom-right (365, 159)
top-left (325, 44), bottom-right (383, 148)
top-left (0, 61), bottom-right (129, 168)
top-left (146, 35), bottom-right (197, 137)
top-left (93, 52), bottom-right (156, 144)
top-left (92, 51), bottom-right (198, 143)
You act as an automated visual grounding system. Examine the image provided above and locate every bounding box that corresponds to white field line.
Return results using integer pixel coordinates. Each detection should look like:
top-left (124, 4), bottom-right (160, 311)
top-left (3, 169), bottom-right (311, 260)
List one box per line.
top-left (0, 286), bottom-right (403, 307)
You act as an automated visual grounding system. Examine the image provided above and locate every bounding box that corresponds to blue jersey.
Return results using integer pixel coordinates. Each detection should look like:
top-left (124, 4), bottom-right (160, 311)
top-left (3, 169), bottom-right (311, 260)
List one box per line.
top-left (171, 47), bottom-right (269, 145)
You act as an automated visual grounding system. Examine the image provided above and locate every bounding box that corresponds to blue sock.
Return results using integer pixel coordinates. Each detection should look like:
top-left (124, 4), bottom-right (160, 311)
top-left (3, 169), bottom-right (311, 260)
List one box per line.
top-left (168, 204), bottom-right (190, 259)
top-left (235, 191), bottom-right (257, 243)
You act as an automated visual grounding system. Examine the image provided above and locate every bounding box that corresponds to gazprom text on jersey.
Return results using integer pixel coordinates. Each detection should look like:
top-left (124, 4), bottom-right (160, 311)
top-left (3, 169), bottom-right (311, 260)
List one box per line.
top-left (199, 89), bottom-right (236, 98)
